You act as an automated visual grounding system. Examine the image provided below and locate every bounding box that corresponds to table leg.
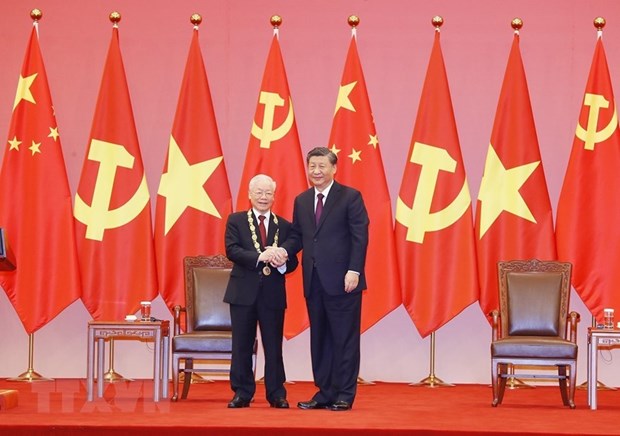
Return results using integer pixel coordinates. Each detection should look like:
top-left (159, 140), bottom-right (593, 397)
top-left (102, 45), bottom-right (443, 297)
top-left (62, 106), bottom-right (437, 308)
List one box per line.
top-left (162, 333), bottom-right (169, 399)
top-left (87, 326), bottom-right (95, 401)
top-left (589, 336), bottom-right (598, 410)
top-left (97, 337), bottom-right (105, 398)
top-left (154, 328), bottom-right (161, 402)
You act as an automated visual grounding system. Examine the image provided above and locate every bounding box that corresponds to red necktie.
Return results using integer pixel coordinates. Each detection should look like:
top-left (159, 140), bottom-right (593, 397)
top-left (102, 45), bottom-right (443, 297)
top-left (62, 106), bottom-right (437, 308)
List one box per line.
top-left (258, 215), bottom-right (267, 246)
top-left (315, 193), bottom-right (324, 225)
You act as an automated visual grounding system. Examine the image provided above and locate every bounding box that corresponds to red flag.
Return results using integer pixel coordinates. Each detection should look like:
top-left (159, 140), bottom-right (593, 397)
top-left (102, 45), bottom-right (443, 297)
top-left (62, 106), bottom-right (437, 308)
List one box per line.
top-left (155, 28), bottom-right (232, 315)
top-left (395, 31), bottom-right (478, 337)
top-left (475, 33), bottom-right (556, 318)
top-left (556, 35), bottom-right (620, 322)
top-left (329, 35), bottom-right (401, 332)
top-left (74, 26), bottom-right (157, 320)
top-left (236, 32), bottom-right (308, 339)
top-left (0, 26), bottom-right (82, 334)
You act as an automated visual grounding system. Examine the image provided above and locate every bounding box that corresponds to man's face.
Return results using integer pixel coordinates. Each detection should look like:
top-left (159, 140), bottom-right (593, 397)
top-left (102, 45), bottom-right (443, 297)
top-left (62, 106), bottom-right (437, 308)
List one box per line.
top-left (307, 155), bottom-right (336, 191)
top-left (249, 179), bottom-right (275, 213)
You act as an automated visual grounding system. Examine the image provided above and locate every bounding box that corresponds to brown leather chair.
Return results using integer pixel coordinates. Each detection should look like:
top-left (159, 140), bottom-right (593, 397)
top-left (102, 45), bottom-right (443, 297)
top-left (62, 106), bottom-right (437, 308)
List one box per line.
top-left (490, 259), bottom-right (580, 408)
top-left (171, 254), bottom-right (257, 401)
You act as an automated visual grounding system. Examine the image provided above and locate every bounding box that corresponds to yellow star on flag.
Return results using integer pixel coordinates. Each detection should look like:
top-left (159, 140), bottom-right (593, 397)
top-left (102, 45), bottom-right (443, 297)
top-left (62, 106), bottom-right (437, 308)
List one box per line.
top-left (8, 137), bottom-right (21, 151)
top-left (13, 73), bottom-right (37, 110)
top-left (48, 127), bottom-right (60, 141)
top-left (29, 140), bottom-right (42, 156)
top-left (348, 148), bottom-right (362, 164)
top-left (330, 144), bottom-right (341, 156)
top-left (368, 134), bottom-right (379, 149)
top-left (478, 144), bottom-right (540, 237)
top-left (334, 81), bottom-right (357, 115)
top-left (158, 135), bottom-right (223, 234)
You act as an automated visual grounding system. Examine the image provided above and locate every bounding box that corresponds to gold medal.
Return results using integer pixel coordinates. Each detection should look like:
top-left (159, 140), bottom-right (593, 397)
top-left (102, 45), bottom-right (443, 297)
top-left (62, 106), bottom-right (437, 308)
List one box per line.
top-left (262, 265), bottom-right (272, 276)
top-left (247, 210), bottom-right (280, 276)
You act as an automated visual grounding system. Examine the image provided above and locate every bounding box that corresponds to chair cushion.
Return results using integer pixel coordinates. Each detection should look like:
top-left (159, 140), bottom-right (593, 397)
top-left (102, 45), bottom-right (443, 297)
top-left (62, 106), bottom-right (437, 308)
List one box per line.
top-left (507, 272), bottom-right (562, 336)
top-left (492, 336), bottom-right (577, 359)
top-left (173, 332), bottom-right (232, 353)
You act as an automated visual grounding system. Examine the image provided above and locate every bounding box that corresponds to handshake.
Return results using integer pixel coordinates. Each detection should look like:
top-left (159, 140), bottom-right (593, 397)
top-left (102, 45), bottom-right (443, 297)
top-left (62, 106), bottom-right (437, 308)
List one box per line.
top-left (258, 246), bottom-right (289, 267)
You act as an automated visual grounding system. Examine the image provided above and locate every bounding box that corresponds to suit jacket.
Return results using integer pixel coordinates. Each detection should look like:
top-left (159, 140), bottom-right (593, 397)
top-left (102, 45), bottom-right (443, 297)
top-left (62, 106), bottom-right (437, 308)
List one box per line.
top-left (224, 211), bottom-right (298, 309)
top-left (282, 181), bottom-right (369, 297)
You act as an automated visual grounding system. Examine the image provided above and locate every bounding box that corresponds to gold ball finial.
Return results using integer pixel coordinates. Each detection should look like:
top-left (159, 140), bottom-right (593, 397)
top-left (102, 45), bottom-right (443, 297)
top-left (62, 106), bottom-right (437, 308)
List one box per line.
top-left (30, 9), bottom-right (42, 21)
top-left (594, 17), bottom-right (606, 31)
top-left (432, 16), bottom-right (444, 29)
top-left (270, 15), bottom-right (282, 28)
top-left (109, 11), bottom-right (121, 24)
top-left (190, 13), bottom-right (202, 26)
top-left (511, 18), bottom-right (523, 31)
top-left (348, 15), bottom-right (360, 28)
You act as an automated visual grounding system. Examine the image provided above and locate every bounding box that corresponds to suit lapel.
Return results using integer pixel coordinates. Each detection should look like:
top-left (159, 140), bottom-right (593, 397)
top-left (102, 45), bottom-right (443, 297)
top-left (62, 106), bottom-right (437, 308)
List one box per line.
top-left (266, 213), bottom-right (278, 247)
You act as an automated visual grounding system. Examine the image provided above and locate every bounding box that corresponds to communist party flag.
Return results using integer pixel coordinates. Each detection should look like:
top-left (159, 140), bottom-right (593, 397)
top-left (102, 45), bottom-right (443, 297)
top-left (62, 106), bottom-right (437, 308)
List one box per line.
top-left (475, 30), bottom-right (556, 319)
top-left (329, 33), bottom-right (401, 332)
top-left (236, 30), bottom-right (308, 339)
top-left (155, 26), bottom-right (232, 315)
top-left (0, 24), bottom-right (81, 334)
top-left (556, 33), bottom-right (620, 322)
top-left (74, 24), bottom-right (157, 320)
top-left (395, 29), bottom-right (478, 337)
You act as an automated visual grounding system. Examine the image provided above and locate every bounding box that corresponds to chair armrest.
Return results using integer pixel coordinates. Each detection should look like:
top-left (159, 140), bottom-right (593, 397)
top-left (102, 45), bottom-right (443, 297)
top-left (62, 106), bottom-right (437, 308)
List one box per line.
top-left (567, 311), bottom-right (580, 343)
top-left (490, 310), bottom-right (500, 341)
top-left (173, 305), bottom-right (186, 336)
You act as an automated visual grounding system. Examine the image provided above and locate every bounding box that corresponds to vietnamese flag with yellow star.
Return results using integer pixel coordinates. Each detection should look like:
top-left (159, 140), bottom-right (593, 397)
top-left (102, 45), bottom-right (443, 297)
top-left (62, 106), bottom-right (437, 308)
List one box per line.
top-left (556, 35), bottom-right (620, 323)
top-left (74, 25), bottom-right (157, 321)
top-left (329, 34), bottom-right (401, 332)
top-left (0, 25), bottom-right (81, 333)
top-left (236, 32), bottom-right (308, 339)
top-left (395, 30), bottom-right (478, 337)
top-left (155, 27), bottom-right (232, 316)
top-left (475, 32), bottom-right (556, 319)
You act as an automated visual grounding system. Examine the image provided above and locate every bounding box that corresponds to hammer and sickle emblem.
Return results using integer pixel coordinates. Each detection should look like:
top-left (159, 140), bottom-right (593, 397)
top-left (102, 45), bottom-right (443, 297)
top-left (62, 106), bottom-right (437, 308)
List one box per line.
top-left (575, 93), bottom-right (618, 150)
top-left (395, 142), bottom-right (471, 244)
top-left (74, 139), bottom-right (150, 241)
top-left (251, 91), bottom-right (295, 149)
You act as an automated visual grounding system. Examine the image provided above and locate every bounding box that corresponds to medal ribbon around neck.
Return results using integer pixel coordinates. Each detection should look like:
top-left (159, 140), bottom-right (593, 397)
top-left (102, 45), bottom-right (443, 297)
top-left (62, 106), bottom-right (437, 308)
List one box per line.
top-left (247, 209), bottom-right (279, 254)
top-left (248, 210), bottom-right (279, 276)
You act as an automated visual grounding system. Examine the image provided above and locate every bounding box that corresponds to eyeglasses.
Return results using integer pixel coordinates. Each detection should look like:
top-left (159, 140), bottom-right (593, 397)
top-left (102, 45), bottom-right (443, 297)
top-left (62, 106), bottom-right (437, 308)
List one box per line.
top-left (250, 190), bottom-right (274, 198)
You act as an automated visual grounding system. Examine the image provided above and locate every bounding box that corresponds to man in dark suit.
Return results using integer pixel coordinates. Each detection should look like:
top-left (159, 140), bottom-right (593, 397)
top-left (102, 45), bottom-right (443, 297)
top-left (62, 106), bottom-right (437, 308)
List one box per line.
top-left (278, 147), bottom-right (369, 411)
top-left (224, 174), bottom-right (298, 409)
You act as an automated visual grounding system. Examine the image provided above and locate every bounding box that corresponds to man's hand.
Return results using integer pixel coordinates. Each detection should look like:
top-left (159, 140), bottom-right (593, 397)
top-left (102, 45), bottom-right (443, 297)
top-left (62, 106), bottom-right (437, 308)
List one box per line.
top-left (344, 271), bottom-right (359, 293)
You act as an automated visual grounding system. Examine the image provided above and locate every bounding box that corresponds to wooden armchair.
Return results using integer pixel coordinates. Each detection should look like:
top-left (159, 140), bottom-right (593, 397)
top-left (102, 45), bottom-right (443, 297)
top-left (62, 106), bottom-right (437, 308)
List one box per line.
top-left (490, 259), bottom-right (580, 408)
top-left (171, 254), bottom-right (256, 401)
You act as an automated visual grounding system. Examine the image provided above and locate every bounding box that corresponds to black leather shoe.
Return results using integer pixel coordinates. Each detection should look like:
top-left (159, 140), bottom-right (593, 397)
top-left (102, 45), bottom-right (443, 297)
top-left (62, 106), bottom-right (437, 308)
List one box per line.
top-left (297, 399), bottom-right (331, 410)
top-left (227, 396), bottom-right (251, 408)
top-left (269, 397), bottom-right (289, 408)
top-left (330, 400), bottom-right (352, 411)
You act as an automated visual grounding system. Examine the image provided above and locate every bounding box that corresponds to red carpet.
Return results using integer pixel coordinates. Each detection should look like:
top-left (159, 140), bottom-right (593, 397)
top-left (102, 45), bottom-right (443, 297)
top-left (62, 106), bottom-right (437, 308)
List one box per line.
top-left (0, 379), bottom-right (619, 435)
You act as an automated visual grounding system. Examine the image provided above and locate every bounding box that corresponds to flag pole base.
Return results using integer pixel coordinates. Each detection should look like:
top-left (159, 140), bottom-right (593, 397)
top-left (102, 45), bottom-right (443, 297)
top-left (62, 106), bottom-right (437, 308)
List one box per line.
top-left (409, 374), bottom-right (454, 388)
top-left (7, 368), bottom-right (52, 382)
top-left (357, 376), bottom-right (375, 386)
top-left (576, 379), bottom-right (617, 391)
top-left (103, 369), bottom-right (132, 383)
top-left (505, 376), bottom-right (534, 390)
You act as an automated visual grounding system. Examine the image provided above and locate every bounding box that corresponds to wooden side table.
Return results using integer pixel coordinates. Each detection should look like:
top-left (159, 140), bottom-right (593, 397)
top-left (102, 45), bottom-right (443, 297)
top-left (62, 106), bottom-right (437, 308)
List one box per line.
top-left (87, 320), bottom-right (170, 402)
top-left (587, 328), bottom-right (620, 410)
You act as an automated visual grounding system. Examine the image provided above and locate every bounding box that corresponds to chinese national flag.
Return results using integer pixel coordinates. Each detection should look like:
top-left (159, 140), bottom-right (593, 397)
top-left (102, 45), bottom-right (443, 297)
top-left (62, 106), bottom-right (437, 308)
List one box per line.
top-left (329, 35), bottom-right (401, 332)
top-left (556, 36), bottom-right (620, 322)
top-left (0, 26), bottom-right (82, 334)
top-left (155, 28), bottom-right (232, 316)
top-left (475, 33), bottom-right (556, 319)
top-left (74, 27), bottom-right (157, 320)
top-left (236, 33), bottom-right (308, 339)
top-left (395, 31), bottom-right (478, 337)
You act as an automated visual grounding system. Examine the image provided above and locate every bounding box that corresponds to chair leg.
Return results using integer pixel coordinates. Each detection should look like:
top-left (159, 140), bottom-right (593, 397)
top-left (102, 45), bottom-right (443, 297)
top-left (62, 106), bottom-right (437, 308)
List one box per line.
top-left (497, 363), bottom-right (508, 405)
top-left (491, 360), bottom-right (499, 407)
top-left (172, 356), bottom-right (179, 402)
top-left (181, 358), bottom-right (193, 400)
top-left (558, 365), bottom-right (569, 406)
top-left (568, 362), bottom-right (576, 409)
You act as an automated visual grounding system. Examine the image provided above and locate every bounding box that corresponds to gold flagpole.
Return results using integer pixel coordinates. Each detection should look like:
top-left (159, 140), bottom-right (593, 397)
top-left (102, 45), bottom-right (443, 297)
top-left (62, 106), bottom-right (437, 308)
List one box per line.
top-left (410, 332), bottom-right (453, 388)
top-left (103, 338), bottom-right (132, 382)
top-left (8, 333), bottom-right (52, 382)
